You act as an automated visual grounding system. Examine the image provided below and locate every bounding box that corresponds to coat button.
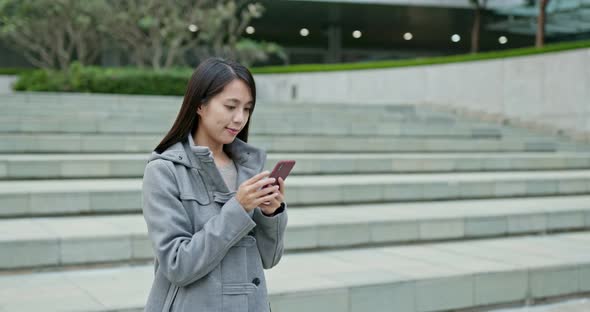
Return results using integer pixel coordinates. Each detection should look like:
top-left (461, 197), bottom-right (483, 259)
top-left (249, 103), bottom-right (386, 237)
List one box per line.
top-left (178, 156), bottom-right (183, 160)
top-left (252, 278), bottom-right (260, 286)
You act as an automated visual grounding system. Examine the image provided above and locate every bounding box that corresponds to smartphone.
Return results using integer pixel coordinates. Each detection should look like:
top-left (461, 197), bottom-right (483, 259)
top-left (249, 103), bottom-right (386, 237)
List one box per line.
top-left (265, 160), bottom-right (296, 188)
top-left (261, 160), bottom-right (296, 202)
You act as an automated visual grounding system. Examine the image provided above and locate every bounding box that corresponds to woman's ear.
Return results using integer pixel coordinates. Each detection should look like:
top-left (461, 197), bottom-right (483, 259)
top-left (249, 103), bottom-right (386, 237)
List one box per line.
top-left (197, 101), bottom-right (208, 115)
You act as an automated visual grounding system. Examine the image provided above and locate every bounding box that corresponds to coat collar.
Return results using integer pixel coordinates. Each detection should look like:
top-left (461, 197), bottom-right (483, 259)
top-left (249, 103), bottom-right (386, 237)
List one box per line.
top-left (148, 135), bottom-right (265, 170)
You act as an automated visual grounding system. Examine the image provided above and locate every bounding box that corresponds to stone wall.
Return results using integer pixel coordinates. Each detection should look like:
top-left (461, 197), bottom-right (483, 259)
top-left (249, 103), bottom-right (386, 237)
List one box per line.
top-left (255, 48), bottom-right (590, 140)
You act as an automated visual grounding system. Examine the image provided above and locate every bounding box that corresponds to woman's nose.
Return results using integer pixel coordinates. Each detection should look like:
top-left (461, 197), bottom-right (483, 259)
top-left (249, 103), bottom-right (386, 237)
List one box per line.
top-left (233, 111), bottom-right (246, 123)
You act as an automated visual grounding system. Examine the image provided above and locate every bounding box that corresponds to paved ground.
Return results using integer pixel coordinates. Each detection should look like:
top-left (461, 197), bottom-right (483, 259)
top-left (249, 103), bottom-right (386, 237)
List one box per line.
top-left (492, 298), bottom-right (590, 312)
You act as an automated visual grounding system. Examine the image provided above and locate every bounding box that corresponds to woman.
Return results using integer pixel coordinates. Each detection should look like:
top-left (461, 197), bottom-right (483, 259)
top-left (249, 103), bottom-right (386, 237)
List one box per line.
top-left (142, 58), bottom-right (288, 312)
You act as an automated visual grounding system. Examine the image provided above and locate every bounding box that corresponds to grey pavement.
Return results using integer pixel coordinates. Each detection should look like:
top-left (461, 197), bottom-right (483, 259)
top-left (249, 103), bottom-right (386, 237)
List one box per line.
top-left (1, 232), bottom-right (590, 312)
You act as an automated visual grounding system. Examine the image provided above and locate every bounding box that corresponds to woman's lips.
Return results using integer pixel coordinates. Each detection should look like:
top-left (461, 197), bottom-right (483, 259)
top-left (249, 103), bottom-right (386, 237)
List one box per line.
top-left (226, 128), bottom-right (239, 135)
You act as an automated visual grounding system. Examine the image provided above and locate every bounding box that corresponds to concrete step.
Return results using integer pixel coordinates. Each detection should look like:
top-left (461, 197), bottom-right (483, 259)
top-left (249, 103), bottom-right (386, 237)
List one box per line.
top-left (0, 116), bottom-right (522, 139)
top-left (2, 231), bottom-right (590, 312)
top-left (0, 94), bottom-right (553, 131)
top-left (0, 104), bottom-right (538, 136)
top-left (1, 111), bottom-right (540, 140)
top-left (490, 298), bottom-right (590, 312)
top-left (3, 93), bottom-right (581, 145)
top-left (0, 98), bottom-right (438, 123)
top-left (0, 93), bottom-right (433, 115)
top-left (0, 104), bottom-right (452, 119)
top-left (1, 170), bottom-right (590, 217)
top-left (1, 93), bottom-right (574, 145)
top-left (0, 133), bottom-right (584, 154)
top-left (0, 93), bottom-right (546, 132)
top-left (1, 195), bottom-right (589, 270)
top-left (1, 152), bottom-right (589, 180)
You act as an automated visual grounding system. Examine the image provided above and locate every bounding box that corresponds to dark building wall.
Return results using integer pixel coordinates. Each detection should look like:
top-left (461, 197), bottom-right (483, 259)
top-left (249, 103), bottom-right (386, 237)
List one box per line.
top-left (251, 1), bottom-right (539, 64)
top-left (0, 40), bottom-right (32, 68)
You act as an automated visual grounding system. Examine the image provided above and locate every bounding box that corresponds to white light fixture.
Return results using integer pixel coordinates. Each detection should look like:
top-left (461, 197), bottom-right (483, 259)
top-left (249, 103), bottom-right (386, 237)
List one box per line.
top-left (352, 30), bottom-right (362, 39)
top-left (451, 34), bottom-right (461, 43)
top-left (498, 36), bottom-right (508, 44)
top-left (246, 26), bottom-right (255, 35)
top-left (300, 28), bottom-right (309, 37)
top-left (188, 24), bottom-right (199, 32)
top-left (403, 32), bottom-right (413, 41)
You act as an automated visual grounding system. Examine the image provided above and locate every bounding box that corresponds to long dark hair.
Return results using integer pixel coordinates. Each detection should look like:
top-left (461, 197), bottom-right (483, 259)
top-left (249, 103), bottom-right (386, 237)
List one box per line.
top-left (154, 57), bottom-right (257, 156)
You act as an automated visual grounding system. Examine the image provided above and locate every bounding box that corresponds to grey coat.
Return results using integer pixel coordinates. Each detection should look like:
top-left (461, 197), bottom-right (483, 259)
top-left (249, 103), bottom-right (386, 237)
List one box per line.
top-left (142, 137), bottom-right (288, 312)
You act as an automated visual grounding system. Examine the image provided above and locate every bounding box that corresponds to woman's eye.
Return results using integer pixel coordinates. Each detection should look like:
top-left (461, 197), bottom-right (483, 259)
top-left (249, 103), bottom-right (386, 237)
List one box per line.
top-left (226, 106), bottom-right (235, 110)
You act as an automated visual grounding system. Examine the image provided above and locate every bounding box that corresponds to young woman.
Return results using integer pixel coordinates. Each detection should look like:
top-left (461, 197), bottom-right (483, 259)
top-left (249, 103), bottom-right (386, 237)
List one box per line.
top-left (142, 58), bottom-right (288, 312)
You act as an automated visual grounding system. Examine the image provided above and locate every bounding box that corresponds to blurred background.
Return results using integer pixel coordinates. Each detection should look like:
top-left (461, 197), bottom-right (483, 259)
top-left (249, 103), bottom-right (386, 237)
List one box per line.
top-left (2, 0), bottom-right (590, 69)
top-left (1, 1), bottom-right (590, 312)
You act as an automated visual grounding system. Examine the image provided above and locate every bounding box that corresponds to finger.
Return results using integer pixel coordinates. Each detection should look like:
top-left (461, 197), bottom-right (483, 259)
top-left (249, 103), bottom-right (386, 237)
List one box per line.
top-left (273, 196), bottom-right (282, 206)
top-left (255, 191), bottom-right (280, 206)
top-left (245, 177), bottom-right (274, 194)
top-left (276, 194), bottom-right (284, 203)
top-left (262, 196), bottom-right (279, 207)
top-left (253, 177), bottom-right (276, 191)
top-left (278, 177), bottom-right (285, 194)
top-left (256, 184), bottom-right (279, 198)
top-left (263, 192), bottom-right (283, 207)
top-left (245, 171), bottom-right (270, 185)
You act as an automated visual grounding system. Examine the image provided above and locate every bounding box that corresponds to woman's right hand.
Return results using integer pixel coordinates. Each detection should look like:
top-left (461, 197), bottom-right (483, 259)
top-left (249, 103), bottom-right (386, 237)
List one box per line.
top-left (236, 171), bottom-right (281, 212)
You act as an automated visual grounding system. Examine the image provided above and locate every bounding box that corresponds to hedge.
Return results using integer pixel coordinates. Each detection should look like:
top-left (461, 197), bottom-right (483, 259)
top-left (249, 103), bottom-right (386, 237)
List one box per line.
top-left (14, 64), bottom-right (193, 95)
top-left (0, 67), bottom-right (35, 75)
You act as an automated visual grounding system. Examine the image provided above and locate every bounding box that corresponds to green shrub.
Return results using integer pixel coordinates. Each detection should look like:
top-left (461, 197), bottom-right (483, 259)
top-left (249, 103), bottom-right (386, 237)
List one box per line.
top-left (0, 67), bottom-right (35, 75)
top-left (14, 63), bottom-right (193, 95)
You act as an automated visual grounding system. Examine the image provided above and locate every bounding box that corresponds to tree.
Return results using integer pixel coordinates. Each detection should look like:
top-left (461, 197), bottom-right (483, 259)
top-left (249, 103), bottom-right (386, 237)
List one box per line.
top-left (102, 0), bottom-right (211, 69)
top-left (469, 0), bottom-right (488, 53)
top-left (196, 1), bottom-right (262, 60)
top-left (197, 1), bottom-right (287, 66)
top-left (0, 0), bottom-right (286, 70)
top-left (536, 0), bottom-right (550, 48)
top-left (0, 0), bottom-right (106, 70)
top-left (103, 0), bottom-right (282, 69)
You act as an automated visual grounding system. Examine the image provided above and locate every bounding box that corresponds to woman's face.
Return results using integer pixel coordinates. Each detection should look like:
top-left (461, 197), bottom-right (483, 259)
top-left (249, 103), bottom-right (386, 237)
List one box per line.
top-left (197, 79), bottom-right (253, 145)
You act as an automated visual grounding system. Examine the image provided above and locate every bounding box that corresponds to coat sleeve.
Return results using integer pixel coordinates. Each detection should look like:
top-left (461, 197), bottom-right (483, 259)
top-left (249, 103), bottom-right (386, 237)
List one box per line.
top-left (252, 204), bottom-right (288, 269)
top-left (251, 153), bottom-right (289, 269)
top-left (142, 159), bottom-right (256, 287)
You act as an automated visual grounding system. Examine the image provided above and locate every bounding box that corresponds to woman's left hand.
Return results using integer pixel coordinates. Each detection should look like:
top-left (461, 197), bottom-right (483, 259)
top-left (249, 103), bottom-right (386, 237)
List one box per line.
top-left (259, 177), bottom-right (285, 215)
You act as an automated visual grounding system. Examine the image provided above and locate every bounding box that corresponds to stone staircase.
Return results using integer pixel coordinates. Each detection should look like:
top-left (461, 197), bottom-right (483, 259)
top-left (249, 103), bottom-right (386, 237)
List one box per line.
top-left (1, 93), bottom-right (590, 312)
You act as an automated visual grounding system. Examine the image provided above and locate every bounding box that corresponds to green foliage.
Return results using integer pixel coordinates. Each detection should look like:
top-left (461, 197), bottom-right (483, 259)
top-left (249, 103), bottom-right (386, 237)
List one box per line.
top-left (0, 67), bottom-right (35, 75)
top-left (14, 62), bottom-right (192, 95)
top-left (234, 39), bottom-right (288, 67)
